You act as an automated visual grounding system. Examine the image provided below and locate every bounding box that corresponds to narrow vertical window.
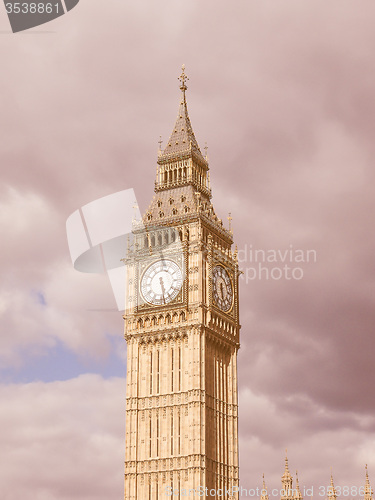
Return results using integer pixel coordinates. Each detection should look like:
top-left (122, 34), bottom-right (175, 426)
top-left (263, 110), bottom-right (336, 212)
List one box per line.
top-left (157, 350), bottom-right (160, 394)
top-left (150, 350), bottom-right (153, 395)
top-left (156, 414), bottom-right (159, 457)
top-left (171, 412), bottom-right (174, 455)
top-left (178, 346), bottom-right (181, 392)
top-left (149, 417), bottom-right (152, 457)
top-left (171, 348), bottom-right (174, 392)
top-left (223, 360), bottom-right (226, 402)
top-left (178, 414), bottom-right (181, 455)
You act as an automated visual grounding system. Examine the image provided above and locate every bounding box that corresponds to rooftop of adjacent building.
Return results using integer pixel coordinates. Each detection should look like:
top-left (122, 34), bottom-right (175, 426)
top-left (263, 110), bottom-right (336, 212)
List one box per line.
top-left (260, 452), bottom-right (373, 500)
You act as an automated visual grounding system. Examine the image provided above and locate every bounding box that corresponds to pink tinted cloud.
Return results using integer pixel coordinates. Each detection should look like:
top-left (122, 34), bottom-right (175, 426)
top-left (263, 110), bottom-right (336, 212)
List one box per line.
top-left (0, 375), bottom-right (124, 500)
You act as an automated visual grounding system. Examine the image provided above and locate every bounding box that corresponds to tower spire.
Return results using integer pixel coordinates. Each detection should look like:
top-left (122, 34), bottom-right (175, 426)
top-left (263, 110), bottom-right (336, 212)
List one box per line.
top-left (285, 449), bottom-right (290, 473)
top-left (178, 64), bottom-right (189, 95)
top-left (365, 465), bottom-right (373, 500)
top-left (294, 471), bottom-right (303, 500)
top-left (327, 472), bottom-right (337, 500)
top-left (155, 66), bottom-right (210, 197)
top-left (281, 450), bottom-right (294, 500)
top-left (261, 474), bottom-right (269, 500)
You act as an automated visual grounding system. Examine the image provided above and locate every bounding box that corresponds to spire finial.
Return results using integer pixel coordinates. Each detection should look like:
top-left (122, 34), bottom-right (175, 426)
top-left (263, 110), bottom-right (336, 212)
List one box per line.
top-left (261, 474), bottom-right (269, 500)
top-left (365, 464), bottom-right (373, 500)
top-left (228, 212), bottom-right (233, 233)
top-left (132, 202), bottom-right (139, 223)
top-left (178, 64), bottom-right (189, 94)
top-left (295, 471), bottom-right (303, 500)
top-left (158, 135), bottom-right (163, 156)
top-left (285, 448), bottom-right (289, 472)
top-left (330, 468), bottom-right (334, 483)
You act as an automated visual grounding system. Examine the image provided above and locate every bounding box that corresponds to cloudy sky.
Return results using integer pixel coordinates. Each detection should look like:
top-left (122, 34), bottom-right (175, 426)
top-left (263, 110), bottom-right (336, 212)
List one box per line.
top-left (1, 1), bottom-right (375, 498)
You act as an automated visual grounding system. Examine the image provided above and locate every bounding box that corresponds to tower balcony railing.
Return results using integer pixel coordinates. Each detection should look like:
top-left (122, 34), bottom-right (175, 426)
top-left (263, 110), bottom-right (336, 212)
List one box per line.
top-left (155, 176), bottom-right (211, 198)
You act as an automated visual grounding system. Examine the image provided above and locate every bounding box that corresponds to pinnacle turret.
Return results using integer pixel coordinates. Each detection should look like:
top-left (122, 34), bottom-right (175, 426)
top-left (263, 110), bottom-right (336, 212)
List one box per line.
top-left (327, 472), bottom-right (337, 500)
top-left (294, 471), bottom-right (303, 500)
top-left (281, 450), bottom-right (294, 500)
top-left (261, 474), bottom-right (269, 500)
top-left (364, 465), bottom-right (373, 500)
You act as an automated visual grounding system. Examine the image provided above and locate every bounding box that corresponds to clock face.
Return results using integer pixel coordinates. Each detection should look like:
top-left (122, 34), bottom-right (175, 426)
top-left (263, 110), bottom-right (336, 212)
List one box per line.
top-left (140, 259), bottom-right (183, 305)
top-left (212, 265), bottom-right (233, 312)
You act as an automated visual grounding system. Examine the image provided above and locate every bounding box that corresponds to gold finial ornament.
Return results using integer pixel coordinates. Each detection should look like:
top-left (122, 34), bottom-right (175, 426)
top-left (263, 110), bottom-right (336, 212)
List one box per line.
top-left (327, 471), bottom-right (337, 500)
top-left (261, 473), bottom-right (269, 500)
top-left (178, 64), bottom-right (189, 93)
top-left (281, 449), bottom-right (293, 500)
top-left (228, 212), bottom-right (233, 233)
top-left (132, 202), bottom-right (139, 223)
top-left (365, 464), bottom-right (373, 500)
top-left (294, 471), bottom-right (303, 500)
top-left (285, 448), bottom-right (289, 471)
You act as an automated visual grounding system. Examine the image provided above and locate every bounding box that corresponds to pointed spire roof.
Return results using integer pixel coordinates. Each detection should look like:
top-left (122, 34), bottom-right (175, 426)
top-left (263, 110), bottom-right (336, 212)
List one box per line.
top-left (365, 465), bottom-right (373, 500)
top-left (327, 472), bottom-right (337, 500)
top-left (158, 65), bottom-right (207, 167)
top-left (294, 471), bottom-right (303, 500)
top-left (282, 449), bottom-right (292, 480)
top-left (261, 474), bottom-right (269, 500)
top-left (281, 450), bottom-right (294, 500)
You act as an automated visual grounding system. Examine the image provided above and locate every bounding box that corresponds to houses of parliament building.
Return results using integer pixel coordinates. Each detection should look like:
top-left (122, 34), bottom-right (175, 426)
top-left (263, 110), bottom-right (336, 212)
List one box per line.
top-left (122, 67), bottom-right (372, 500)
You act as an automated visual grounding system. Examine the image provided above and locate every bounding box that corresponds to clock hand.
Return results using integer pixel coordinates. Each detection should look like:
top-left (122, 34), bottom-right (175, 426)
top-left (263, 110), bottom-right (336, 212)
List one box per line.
top-left (159, 277), bottom-right (166, 304)
top-left (220, 281), bottom-right (225, 299)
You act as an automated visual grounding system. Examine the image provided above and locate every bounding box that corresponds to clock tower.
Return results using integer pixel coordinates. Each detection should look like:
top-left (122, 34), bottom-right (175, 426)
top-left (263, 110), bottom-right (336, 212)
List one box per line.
top-left (124, 66), bottom-right (240, 499)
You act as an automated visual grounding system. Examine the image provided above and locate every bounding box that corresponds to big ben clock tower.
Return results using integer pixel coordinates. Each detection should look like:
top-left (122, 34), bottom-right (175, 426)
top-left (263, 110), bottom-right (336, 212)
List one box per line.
top-left (124, 66), bottom-right (240, 499)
